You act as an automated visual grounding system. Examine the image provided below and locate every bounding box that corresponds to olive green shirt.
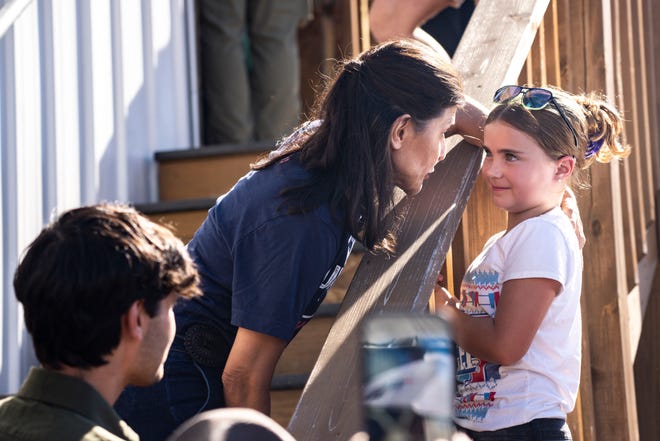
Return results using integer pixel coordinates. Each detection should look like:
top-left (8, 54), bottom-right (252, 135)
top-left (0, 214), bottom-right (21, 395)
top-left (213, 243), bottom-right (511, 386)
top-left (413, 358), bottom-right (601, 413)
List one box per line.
top-left (0, 367), bottom-right (139, 441)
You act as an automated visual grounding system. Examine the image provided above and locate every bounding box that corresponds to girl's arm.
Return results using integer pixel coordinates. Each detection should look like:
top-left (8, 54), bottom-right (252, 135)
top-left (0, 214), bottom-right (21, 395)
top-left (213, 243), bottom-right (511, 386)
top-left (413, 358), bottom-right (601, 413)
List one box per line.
top-left (437, 277), bottom-right (560, 365)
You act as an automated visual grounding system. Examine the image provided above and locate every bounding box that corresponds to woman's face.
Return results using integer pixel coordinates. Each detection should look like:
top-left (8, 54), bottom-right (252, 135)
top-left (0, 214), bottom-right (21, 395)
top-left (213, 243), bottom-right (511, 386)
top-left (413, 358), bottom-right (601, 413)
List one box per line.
top-left (391, 106), bottom-right (457, 195)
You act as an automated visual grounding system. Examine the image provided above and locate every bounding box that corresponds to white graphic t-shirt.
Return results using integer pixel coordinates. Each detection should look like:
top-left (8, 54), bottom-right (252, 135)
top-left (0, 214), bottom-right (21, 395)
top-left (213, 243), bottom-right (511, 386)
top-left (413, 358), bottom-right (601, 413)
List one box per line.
top-left (454, 207), bottom-right (583, 431)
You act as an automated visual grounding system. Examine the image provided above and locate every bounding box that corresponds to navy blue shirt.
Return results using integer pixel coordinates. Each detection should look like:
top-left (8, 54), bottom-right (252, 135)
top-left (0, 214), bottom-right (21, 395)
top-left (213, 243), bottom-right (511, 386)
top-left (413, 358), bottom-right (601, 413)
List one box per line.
top-left (179, 152), bottom-right (354, 350)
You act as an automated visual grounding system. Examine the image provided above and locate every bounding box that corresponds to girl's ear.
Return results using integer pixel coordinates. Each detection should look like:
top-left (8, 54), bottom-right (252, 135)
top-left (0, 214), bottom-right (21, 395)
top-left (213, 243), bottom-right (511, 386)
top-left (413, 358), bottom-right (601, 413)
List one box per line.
top-left (556, 155), bottom-right (575, 181)
top-left (389, 114), bottom-right (412, 151)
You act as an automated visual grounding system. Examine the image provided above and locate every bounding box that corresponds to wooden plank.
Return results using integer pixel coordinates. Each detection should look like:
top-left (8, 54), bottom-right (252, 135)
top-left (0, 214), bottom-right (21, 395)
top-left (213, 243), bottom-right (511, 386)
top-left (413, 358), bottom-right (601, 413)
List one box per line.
top-left (633, 265), bottom-right (660, 440)
top-left (359, 0), bottom-right (370, 52)
top-left (544, 0), bottom-right (562, 87)
top-left (158, 151), bottom-right (263, 201)
top-left (147, 209), bottom-right (208, 244)
top-left (555, 4), bottom-right (597, 438)
top-left (271, 389), bottom-right (304, 429)
top-left (288, 1), bottom-right (551, 439)
top-left (620, 0), bottom-right (648, 260)
top-left (534, 18), bottom-right (546, 84)
top-left (348, 0), bottom-right (359, 56)
top-left (298, 10), bottom-right (331, 114)
top-left (634, 3), bottom-right (660, 440)
top-left (650, 0), bottom-right (660, 194)
top-left (631, 0), bottom-right (656, 230)
top-left (568, 0), bottom-right (639, 439)
top-left (610, 0), bottom-right (640, 292)
top-left (275, 316), bottom-right (336, 376)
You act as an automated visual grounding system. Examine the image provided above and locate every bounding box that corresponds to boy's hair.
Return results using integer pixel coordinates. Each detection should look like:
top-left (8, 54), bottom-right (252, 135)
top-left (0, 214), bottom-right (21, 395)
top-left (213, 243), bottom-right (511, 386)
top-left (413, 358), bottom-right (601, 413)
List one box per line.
top-left (254, 39), bottom-right (465, 254)
top-left (487, 86), bottom-right (630, 187)
top-left (13, 203), bottom-right (201, 369)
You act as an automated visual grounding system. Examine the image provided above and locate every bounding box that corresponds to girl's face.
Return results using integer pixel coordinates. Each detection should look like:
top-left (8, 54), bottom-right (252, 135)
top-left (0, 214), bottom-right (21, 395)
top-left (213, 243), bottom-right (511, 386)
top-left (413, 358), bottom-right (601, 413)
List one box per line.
top-left (391, 106), bottom-right (457, 196)
top-left (482, 120), bottom-right (570, 229)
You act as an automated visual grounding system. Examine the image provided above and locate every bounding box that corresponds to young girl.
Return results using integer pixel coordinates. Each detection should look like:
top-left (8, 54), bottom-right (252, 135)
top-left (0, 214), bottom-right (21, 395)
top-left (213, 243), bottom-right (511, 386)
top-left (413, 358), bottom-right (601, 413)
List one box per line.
top-left (436, 85), bottom-right (630, 440)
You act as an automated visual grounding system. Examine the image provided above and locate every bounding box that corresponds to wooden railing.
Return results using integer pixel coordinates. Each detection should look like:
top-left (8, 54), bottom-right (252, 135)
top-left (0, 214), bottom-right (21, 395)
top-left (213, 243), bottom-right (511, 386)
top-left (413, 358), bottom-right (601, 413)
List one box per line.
top-left (290, 0), bottom-right (660, 440)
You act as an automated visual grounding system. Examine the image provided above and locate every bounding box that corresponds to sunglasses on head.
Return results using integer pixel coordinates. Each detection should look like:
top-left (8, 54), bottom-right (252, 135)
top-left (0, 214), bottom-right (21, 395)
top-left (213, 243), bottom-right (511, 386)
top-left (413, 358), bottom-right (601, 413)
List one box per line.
top-left (493, 85), bottom-right (579, 149)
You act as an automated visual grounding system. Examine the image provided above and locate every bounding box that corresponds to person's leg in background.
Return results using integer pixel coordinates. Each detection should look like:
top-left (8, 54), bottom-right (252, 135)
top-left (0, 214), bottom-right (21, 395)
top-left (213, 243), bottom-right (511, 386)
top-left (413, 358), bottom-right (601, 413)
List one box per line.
top-left (248, 0), bottom-right (307, 143)
top-left (198, 0), bottom-right (253, 144)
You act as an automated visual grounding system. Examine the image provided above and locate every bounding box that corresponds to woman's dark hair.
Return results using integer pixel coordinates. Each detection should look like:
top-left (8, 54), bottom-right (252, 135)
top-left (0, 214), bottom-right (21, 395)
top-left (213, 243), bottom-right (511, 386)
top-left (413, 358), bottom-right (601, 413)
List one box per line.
top-left (13, 203), bottom-right (201, 369)
top-left (254, 39), bottom-right (464, 253)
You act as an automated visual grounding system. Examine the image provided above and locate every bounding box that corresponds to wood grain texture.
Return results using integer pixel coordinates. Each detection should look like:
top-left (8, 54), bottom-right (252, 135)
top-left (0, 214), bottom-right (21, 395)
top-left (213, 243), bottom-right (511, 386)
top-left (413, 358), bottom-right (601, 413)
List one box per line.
top-left (146, 209), bottom-right (208, 244)
top-left (271, 389), bottom-right (304, 429)
top-left (567, 0), bottom-right (639, 438)
top-left (633, 264), bottom-right (660, 441)
top-left (275, 317), bottom-right (336, 377)
top-left (158, 152), bottom-right (263, 201)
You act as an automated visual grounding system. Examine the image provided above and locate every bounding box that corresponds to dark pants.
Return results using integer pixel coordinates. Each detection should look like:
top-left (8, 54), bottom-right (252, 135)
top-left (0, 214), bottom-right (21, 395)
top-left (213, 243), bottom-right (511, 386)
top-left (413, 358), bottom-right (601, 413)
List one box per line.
top-left (114, 336), bottom-right (225, 441)
top-left (457, 418), bottom-right (572, 441)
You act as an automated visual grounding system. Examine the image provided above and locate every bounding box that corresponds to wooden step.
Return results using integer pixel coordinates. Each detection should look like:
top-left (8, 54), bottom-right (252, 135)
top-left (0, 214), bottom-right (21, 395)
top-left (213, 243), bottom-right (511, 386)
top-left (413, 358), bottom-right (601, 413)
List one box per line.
top-left (271, 386), bottom-right (305, 428)
top-left (134, 198), bottom-right (215, 244)
top-left (275, 304), bottom-right (339, 376)
top-left (156, 143), bottom-right (270, 201)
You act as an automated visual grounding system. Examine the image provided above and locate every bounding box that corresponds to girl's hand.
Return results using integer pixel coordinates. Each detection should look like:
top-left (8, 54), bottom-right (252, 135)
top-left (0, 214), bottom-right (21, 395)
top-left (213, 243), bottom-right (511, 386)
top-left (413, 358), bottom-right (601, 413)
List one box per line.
top-left (561, 188), bottom-right (586, 249)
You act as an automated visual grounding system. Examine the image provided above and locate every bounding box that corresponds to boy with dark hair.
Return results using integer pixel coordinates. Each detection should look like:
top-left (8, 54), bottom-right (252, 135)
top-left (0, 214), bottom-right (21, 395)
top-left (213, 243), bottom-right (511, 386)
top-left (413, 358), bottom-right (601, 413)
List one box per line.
top-left (0, 203), bottom-right (201, 441)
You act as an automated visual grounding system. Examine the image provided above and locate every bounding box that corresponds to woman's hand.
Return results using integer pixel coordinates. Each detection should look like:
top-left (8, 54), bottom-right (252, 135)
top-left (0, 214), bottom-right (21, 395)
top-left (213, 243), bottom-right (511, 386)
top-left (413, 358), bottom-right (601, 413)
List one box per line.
top-left (447, 95), bottom-right (488, 147)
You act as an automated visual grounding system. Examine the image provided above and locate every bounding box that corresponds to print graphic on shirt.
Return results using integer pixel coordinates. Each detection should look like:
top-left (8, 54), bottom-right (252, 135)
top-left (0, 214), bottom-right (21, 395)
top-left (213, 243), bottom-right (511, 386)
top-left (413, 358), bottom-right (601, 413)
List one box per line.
top-left (455, 268), bottom-right (502, 422)
top-left (293, 236), bottom-right (356, 335)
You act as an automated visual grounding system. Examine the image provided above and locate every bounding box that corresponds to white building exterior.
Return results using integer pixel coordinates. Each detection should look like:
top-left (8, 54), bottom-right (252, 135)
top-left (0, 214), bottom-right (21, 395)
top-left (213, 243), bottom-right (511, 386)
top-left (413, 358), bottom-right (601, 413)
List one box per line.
top-left (0, 0), bottom-right (199, 393)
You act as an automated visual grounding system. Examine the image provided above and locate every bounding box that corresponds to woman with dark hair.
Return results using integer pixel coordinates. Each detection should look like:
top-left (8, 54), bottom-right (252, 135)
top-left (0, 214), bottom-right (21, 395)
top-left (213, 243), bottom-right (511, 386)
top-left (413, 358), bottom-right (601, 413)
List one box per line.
top-left (116, 39), bottom-right (487, 441)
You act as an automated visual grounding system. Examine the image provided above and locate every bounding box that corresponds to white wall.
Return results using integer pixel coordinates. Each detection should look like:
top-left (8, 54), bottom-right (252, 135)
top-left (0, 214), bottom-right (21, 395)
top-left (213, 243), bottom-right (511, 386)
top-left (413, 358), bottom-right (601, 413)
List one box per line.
top-left (0, 0), bottom-right (197, 393)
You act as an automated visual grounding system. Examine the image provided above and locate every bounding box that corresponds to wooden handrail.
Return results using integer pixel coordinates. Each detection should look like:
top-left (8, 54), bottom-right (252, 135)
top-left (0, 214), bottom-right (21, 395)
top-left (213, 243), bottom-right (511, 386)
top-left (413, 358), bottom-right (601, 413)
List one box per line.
top-left (0, 0), bottom-right (33, 39)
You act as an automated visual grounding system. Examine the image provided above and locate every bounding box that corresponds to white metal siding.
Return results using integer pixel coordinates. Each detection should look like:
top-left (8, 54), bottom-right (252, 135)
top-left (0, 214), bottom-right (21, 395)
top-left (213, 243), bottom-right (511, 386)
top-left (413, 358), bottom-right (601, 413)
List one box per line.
top-left (0, 0), bottom-right (195, 393)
